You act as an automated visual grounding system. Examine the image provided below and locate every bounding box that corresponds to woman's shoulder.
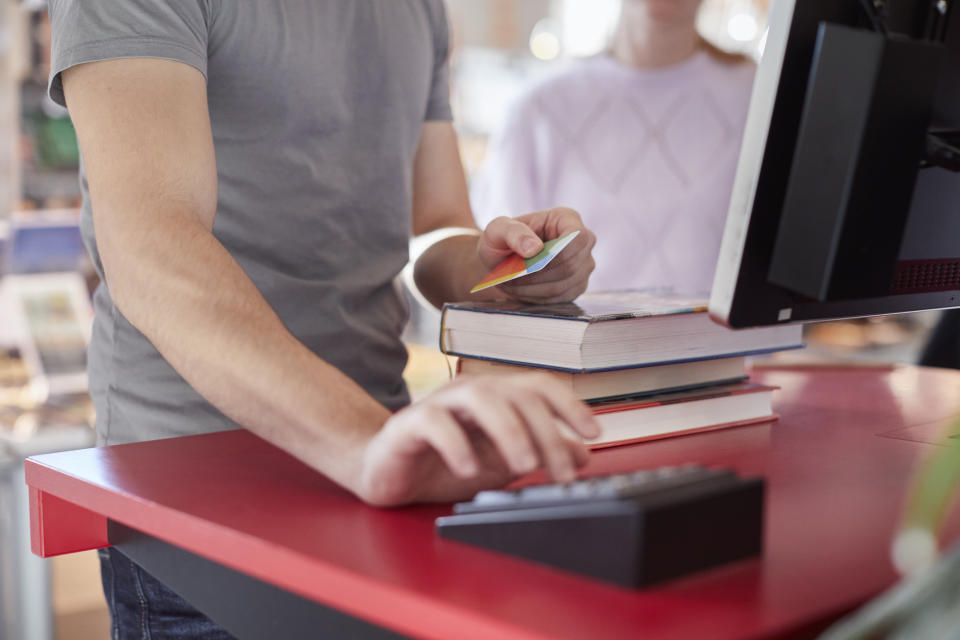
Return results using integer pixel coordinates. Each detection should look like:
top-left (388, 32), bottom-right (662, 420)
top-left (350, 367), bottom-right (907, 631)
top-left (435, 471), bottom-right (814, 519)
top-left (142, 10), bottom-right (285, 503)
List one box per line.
top-left (503, 57), bottom-right (617, 125)
top-left (522, 57), bottom-right (617, 100)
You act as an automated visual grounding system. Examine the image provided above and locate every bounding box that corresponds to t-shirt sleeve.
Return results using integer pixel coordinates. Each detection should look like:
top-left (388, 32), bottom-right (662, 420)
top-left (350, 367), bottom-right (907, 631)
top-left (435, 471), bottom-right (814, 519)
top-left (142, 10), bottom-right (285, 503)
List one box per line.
top-left (424, 0), bottom-right (453, 122)
top-left (47, 0), bottom-right (209, 107)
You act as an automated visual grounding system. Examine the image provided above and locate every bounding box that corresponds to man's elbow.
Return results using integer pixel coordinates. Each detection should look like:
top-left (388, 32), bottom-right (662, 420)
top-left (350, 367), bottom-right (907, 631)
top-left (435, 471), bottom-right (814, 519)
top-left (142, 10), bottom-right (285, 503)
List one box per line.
top-left (93, 213), bottom-right (173, 326)
top-left (412, 255), bottom-right (446, 309)
top-left (97, 236), bottom-right (146, 324)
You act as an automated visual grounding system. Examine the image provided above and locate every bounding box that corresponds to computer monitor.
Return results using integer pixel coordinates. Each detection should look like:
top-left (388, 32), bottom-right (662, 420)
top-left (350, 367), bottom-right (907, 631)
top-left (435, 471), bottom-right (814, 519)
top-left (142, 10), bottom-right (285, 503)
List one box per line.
top-left (710, 0), bottom-right (960, 328)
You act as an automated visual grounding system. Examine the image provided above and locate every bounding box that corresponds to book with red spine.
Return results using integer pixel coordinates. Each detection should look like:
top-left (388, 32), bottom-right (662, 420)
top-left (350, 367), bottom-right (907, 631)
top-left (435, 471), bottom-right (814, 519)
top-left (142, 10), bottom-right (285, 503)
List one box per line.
top-left (584, 381), bottom-right (778, 449)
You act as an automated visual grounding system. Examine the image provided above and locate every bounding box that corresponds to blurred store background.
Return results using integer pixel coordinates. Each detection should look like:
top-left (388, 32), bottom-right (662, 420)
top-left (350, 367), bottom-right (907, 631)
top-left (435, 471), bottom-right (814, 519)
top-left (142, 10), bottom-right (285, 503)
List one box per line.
top-left (446, 0), bottom-right (770, 180)
top-left (0, 1), bottom-right (943, 639)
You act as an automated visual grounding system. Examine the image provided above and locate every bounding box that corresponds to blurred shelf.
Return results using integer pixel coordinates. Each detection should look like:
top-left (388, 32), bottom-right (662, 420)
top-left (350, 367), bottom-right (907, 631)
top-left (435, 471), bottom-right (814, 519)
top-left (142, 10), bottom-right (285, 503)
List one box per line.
top-left (21, 166), bottom-right (79, 203)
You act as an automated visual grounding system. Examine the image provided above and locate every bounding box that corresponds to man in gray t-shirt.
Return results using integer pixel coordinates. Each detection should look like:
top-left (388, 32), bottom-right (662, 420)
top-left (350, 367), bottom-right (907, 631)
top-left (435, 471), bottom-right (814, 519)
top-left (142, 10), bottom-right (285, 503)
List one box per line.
top-left (50, 1), bottom-right (599, 636)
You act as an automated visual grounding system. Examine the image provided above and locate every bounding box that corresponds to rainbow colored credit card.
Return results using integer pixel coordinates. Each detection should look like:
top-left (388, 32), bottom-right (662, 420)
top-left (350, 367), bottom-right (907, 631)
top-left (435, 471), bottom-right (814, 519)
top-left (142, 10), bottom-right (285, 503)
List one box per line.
top-left (470, 230), bottom-right (580, 293)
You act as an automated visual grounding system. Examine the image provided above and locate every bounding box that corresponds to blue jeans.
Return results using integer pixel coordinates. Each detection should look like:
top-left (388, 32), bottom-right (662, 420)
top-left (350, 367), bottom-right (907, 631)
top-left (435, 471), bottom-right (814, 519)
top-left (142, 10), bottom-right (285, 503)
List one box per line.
top-left (98, 547), bottom-right (236, 640)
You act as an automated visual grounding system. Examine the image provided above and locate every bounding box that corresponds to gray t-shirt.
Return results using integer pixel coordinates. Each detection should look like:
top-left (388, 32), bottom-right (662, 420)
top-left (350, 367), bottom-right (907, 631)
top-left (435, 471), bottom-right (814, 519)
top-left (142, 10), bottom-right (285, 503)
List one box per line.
top-left (47, 1), bottom-right (452, 445)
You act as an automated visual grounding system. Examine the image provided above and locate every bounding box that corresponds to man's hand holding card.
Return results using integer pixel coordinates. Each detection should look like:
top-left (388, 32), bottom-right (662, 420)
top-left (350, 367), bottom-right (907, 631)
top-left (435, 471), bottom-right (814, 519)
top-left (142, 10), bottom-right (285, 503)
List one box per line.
top-left (475, 207), bottom-right (596, 304)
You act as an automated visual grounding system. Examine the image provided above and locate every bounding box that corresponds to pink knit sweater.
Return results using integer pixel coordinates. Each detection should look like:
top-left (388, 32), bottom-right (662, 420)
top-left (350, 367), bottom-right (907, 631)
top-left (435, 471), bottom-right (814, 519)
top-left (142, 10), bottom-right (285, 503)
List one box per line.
top-left (472, 51), bottom-right (755, 294)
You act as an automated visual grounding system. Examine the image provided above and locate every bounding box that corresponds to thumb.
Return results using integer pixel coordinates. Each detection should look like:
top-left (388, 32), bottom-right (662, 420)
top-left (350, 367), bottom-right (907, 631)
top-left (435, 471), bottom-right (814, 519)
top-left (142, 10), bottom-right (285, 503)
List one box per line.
top-left (484, 217), bottom-right (544, 258)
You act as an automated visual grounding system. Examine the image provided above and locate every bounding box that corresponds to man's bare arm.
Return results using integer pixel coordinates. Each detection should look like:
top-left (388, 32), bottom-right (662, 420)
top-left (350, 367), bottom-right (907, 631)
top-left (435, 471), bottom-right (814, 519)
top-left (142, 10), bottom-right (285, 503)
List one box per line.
top-left (67, 59), bottom-right (599, 505)
top-left (64, 58), bottom-right (390, 491)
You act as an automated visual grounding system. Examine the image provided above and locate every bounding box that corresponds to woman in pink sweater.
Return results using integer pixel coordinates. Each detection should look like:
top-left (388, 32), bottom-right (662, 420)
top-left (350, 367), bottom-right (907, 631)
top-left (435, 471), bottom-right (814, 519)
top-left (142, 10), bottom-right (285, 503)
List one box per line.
top-left (472, 0), bottom-right (756, 294)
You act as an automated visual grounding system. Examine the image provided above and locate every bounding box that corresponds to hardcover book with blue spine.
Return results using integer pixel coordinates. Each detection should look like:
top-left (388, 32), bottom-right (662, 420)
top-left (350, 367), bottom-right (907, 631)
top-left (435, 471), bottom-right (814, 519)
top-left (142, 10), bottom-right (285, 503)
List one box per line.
top-left (440, 291), bottom-right (803, 372)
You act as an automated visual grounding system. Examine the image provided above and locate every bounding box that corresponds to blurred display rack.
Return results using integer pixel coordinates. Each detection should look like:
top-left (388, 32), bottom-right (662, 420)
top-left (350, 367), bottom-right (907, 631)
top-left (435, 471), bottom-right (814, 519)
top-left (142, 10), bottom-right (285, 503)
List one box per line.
top-left (1, 344), bottom-right (94, 640)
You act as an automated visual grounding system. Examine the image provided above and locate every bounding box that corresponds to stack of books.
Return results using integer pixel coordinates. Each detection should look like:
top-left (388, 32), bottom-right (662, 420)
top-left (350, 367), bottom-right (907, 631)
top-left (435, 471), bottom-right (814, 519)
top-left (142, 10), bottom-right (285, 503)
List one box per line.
top-left (439, 292), bottom-right (803, 449)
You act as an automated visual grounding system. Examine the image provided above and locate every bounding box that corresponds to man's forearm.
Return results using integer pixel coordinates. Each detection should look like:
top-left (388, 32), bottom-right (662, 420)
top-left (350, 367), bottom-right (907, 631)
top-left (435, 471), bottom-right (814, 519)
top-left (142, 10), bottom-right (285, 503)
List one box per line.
top-left (100, 211), bottom-right (391, 492)
top-left (63, 57), bottom-right (391, 496)
top-left (413, 234), bottom-right (502, 307)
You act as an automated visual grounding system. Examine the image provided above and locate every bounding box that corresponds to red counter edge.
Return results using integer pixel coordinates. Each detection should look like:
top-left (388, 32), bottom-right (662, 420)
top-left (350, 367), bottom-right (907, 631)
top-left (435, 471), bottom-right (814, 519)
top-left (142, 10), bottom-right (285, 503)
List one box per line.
top-left (24, 457), bottom-right (553, 640)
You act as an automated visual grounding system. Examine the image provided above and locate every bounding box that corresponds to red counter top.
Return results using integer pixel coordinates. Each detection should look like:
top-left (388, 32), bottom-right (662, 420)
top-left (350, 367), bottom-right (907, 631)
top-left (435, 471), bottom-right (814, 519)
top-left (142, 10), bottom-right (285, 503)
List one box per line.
top-left (25, 366), bottom-right (960, 639)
